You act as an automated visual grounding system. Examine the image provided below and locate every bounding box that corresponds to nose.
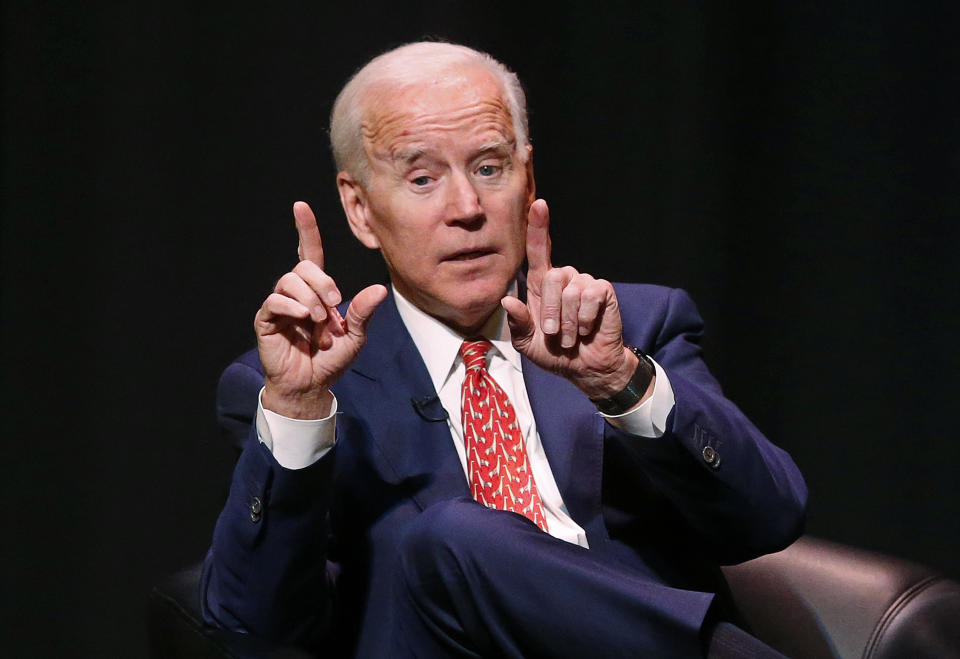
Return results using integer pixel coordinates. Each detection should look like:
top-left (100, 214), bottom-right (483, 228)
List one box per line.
top-left (443, 170), bottom-right (483, 226)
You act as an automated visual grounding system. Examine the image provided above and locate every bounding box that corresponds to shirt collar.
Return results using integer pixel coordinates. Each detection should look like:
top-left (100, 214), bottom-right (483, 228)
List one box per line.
top-left (392, 283), bottom-right (522, 393)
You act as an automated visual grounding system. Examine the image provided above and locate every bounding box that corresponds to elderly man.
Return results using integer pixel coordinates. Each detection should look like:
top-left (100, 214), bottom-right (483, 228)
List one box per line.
top-left (202, 42), bottom-right (806, 657)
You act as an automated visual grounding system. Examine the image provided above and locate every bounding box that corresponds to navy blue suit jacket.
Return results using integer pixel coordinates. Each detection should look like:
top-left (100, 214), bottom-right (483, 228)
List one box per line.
top-left (202, 283), bottom-right (807, 656)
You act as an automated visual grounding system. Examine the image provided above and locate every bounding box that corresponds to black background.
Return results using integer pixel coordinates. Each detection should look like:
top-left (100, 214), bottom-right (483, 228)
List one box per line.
top-left (3, 1), bottom-right (958, 655)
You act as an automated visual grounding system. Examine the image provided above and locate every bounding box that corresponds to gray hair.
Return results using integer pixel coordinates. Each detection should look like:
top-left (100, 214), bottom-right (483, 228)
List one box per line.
top-left (329, 41), bottom-right (529, 183)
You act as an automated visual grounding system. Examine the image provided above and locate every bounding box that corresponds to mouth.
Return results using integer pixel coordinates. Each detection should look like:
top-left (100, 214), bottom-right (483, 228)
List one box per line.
top-left (443, 248), bottom-right (496, 262)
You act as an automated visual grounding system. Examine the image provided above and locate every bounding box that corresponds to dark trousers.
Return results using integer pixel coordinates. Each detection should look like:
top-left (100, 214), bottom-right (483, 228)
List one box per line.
top-left (390, 498), bottom-right (783, 658)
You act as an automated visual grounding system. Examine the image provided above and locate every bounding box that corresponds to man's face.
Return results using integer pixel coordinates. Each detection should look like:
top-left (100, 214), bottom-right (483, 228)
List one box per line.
top-left (339, 65), bottom-right (534, 334)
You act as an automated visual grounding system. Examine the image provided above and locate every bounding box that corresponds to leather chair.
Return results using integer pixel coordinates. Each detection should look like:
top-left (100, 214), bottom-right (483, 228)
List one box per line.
top-left (149, 536), bottom-right (960, 657)
top-left (148, 562), bottom-right (312, 659)
top-left (721, 536), bottom-right (960, 658)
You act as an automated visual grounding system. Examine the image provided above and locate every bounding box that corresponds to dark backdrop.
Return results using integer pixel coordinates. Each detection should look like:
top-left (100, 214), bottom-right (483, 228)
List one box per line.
top-left (3, 1), bottom-right (958, 655)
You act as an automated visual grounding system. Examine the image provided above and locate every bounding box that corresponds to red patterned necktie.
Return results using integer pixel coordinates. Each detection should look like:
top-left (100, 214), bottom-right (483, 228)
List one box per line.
top-left (460, 340), bottom-right (549, 532)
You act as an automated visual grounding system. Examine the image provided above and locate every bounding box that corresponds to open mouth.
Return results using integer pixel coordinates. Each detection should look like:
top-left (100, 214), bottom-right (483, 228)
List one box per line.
top-left (445, 249), bottom-right (494, 262)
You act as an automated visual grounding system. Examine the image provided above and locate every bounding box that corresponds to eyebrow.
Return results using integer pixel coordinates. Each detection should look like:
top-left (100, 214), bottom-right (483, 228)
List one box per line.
top-left (391, 139), bottom-right (518, 168)
top-left (473, 140), bottom-right (516, 158)
top-left (392, 148), bottom-right (429, 166)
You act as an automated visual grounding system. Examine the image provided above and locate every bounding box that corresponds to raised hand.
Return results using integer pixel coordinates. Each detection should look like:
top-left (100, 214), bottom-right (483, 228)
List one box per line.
top-left (256, 201), bottom-right (387, 418)
top-left (501, 199), bottom-right (644, 402)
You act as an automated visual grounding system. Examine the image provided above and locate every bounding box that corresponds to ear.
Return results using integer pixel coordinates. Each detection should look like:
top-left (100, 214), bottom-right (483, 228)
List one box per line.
top-left (337, 171), bottom-right (381, 249)
top-left (523, 144), bottom-right (536, 207)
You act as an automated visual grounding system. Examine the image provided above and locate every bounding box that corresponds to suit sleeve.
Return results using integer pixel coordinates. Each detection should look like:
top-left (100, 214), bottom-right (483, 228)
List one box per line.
top-left (200, 353), bottom-right (337, 648)
top-left (607, 286), bottom-right (808, 564)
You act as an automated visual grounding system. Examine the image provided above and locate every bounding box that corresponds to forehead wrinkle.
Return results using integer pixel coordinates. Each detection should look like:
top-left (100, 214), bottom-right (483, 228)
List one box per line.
top-left (397, 98), bottom-right (512, 133)
top-left (362, 98), bottom-right (515, 159)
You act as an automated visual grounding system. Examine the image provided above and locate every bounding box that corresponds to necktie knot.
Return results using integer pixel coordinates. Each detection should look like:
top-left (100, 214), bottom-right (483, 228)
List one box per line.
top-left (460, 340), bottom-right (492, 372)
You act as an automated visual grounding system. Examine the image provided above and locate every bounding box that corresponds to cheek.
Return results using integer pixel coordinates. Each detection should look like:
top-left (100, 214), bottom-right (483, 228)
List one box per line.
top-left (368, 199), bottom-right (421, 249)
top-left (374, 216), bottom-right (439, 276)
top-left (498, 196), bottom-right (528, 243)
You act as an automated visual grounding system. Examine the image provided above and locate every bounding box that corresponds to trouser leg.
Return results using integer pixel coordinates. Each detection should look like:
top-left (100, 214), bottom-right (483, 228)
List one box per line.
top-left (705, 621), bottom-right (788, 659)
top-left (392, 497), bottom-right (715, 659)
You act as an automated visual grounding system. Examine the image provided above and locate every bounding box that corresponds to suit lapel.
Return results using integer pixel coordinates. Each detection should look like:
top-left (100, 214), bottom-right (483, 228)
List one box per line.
top-left (522, 355), bottom-right (607, 540)
top-left (347, 291), bottom-right (469, 511)
top-left (517, 274), bottom-right (607, 539)
top-left (343, 284), bottom-right (605, 535)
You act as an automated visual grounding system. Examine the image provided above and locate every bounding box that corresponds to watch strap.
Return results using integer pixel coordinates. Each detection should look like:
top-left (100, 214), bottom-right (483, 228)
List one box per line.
top-left (590, 346), bottom-right (655, 415)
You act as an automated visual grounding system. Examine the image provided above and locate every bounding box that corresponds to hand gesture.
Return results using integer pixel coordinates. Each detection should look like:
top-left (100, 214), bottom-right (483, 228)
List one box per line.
top-left (501, 199), bottom-right (641, 401)
top-left (255, 202), bottom-right (387, 418)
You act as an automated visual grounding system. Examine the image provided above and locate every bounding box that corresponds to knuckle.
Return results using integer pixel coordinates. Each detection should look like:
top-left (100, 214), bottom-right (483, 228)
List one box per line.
top-left (583, 287), bottom-right (603, 305)
top-left (561, 283), bottom-right (581, 303)
top-left (262, 293), bottom-right (288, 317)
top-left (301, 261), bottom-right (334, 288)
top-left (544, 269), bottom-right (563, 286)
top-left (293, 260), bottom-right (321, 279)
top-left (586, 280), bottom-right (610, 302)
top-left (542, 301), bottom-right (561, 315)
top-left (276, 272), bottom-right (297, 290)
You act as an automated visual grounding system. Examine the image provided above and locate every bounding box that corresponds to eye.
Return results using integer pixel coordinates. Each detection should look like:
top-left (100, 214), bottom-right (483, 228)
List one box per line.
top-left (411, 175), bottom-right (432, 186)
top-left (476, 164), bottom-right (500, 177)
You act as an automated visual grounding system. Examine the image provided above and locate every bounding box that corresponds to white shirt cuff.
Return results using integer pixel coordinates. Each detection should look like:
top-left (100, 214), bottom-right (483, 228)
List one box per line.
top-left (255, 387), bottom-right (338, 469)
top-left (599, 359), bottom-right (675, 437)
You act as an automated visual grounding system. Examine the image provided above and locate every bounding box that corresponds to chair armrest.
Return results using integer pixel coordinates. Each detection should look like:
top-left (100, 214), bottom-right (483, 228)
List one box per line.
top-left (721, 536), bottom-right (960, 659)
top-left (148, 562), bottom-right (315, 659)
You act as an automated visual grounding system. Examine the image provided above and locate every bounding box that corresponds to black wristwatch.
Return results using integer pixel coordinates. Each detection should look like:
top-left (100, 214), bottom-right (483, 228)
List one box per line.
top-left (590, 346), bottom-right (655, 415)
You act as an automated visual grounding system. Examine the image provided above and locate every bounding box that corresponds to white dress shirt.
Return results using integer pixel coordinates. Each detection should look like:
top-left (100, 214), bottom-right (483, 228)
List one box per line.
top-left (257, 284), bottom-right (676, 548)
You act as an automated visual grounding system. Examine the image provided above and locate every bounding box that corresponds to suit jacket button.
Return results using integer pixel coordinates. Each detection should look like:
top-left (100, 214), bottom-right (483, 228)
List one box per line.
top-left (702, 445), bottom-right (721, 469)
top-left (250, 496), bottom-right (262, 523)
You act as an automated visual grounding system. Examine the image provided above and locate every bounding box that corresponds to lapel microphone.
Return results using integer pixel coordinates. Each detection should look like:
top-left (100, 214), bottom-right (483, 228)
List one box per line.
top-left (411, 394), bottom-right (449, 422)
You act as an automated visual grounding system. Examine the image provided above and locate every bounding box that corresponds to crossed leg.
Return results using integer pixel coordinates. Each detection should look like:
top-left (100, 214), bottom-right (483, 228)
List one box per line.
top-left (390, 498), bottom-right (779, 658)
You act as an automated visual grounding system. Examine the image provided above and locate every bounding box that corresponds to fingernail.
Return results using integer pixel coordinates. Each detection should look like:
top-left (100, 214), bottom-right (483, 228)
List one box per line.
top-left (543, 319), bottom-right (558, 333)
top-left (329, 307), bottom-right (345, 334)
top-left (313, 305), bottom-right (326, 321)
top-left (325, 290), bottom-right (342, 306)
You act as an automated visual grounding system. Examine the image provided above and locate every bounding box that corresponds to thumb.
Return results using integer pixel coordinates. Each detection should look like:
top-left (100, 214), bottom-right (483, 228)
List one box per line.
top-left (501, 296), bottom-right (535, 353)
top-left (345, 284), bottom-right (388, 339)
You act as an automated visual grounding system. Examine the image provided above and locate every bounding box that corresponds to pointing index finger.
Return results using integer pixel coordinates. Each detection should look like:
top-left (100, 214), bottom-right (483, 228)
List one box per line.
top-left (525, 199), bottom-right (552, 282)
top-left (293, 201), bottom-right (324, 269)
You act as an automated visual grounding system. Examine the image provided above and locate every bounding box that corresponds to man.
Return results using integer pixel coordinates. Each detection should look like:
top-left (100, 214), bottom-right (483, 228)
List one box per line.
top-left (202, 42), bottom-right (806, 657)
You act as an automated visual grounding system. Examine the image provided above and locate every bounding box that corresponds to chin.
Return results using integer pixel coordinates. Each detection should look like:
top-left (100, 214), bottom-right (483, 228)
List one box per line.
top-left (464, 272), bottom-right (512, 302)
top-left (436, 279), bottom-right (510, 331)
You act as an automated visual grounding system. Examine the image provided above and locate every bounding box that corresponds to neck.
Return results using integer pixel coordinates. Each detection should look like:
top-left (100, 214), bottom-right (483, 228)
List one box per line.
top-left (431, 305), bottom-right (505, 340)
top-left (390, 284), bottom-right (507, 340)
top-left (390, 280), bottom-right (514, 339)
